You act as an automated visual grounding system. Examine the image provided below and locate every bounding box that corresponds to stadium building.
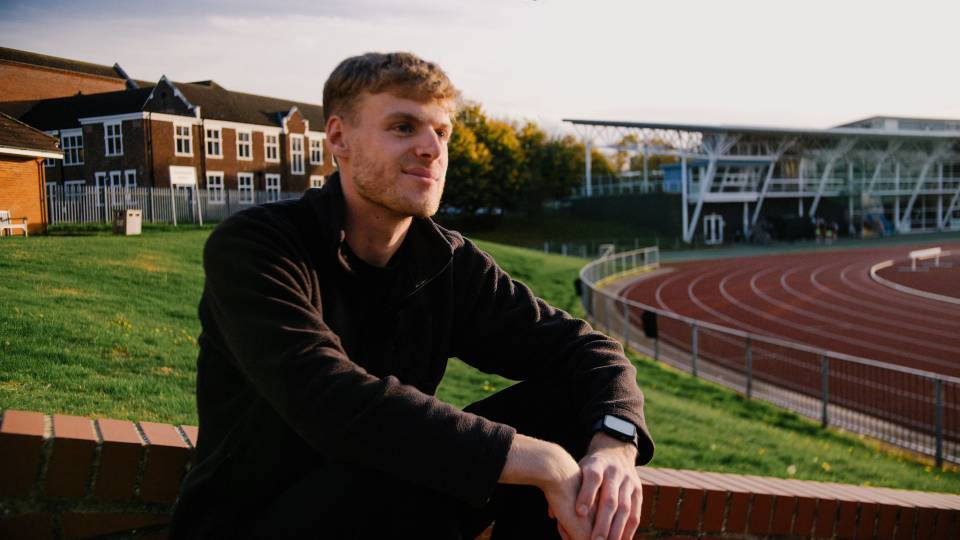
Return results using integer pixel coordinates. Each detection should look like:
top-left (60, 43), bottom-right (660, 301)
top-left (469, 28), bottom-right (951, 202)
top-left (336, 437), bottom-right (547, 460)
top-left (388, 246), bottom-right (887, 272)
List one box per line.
top-left (565, 117), bottom-right (960, 244)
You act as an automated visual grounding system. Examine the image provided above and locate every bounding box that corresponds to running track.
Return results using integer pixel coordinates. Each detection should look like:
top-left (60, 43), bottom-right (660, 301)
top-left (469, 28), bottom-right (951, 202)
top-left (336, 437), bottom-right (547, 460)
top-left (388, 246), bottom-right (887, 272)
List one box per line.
top-left (622, 243), bottom-right (960, 379)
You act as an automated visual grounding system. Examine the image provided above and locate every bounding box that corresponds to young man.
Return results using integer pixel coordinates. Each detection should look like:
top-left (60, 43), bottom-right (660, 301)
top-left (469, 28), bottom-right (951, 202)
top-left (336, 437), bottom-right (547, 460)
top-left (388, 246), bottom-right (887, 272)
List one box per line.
top-left (170, 52), bottom-right (654, 540)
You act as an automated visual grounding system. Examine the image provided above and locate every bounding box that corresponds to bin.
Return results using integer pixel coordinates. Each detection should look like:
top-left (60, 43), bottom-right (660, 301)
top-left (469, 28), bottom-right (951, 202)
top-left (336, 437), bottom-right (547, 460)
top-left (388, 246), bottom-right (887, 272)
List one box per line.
top-left (113, 209), bottom-right (142, 236)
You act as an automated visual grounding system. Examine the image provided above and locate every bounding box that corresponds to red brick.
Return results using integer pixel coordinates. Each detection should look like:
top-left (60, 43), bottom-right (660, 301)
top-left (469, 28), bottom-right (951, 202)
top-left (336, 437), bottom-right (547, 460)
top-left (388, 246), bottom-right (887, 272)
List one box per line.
top-left (638, 482), bottom-right (656, 529)
top-left (894, 506), bottom-right (916, 540)
top-left (771, 495), bottom-right (796, 535)
top-left (857, 502), bottom-right (877, 539)
top-left (725, 492), bottom-right (750, 533)
top-left (94, 418), bottom-right (144, 500)
top-left (815, 499), bottom-right (839, 538)
top-left (0, 410), bottom-right (45, 496)
top-left (653, 485), bottom-right (680, 530)
top-left (793, 496), bottom-right (817, 537)
top-left (701, 489), bottom-right (726, 533)
top-left (180, 424), bottom-right (198, 447)
top-left (747, 493), bottom-right (774, 534)
top-left (46, 414), bottom-right (97, 498)
top-left (934, 509), bottom-right (957, 540)
top-left (916, 507), bottom-right (937, 540)
top-left (875, 504), bottom-right (899, 540)
top-left (0, 512), bottom-right (54, 540)
top-left (61, 512), bottom-right (169, 539)
top-left (676, 488), bottom-right (703, 532)
top-left (138, 421), bottom-right (189, 503)
top-left (837, 500), bottom-right (858, 539)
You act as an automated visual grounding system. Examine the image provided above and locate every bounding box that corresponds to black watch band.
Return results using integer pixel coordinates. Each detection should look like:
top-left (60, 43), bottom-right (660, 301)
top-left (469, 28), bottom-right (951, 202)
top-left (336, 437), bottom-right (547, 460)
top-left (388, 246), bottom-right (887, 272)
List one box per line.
top-left (592, 414), bottom-right (639, 446)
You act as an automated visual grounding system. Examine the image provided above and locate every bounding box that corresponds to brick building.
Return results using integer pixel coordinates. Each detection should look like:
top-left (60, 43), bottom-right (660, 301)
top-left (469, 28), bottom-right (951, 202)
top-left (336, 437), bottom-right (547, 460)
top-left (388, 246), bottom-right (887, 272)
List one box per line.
top-left (6, 48), bottom-right (335, 202)
top-left (0, 113), bottom-right (63, 235)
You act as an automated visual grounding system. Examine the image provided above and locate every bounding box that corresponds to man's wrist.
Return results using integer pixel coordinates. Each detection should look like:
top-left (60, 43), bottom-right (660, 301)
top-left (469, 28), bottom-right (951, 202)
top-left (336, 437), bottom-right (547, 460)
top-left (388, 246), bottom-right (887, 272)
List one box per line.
top-left (587, 431), bottom-right (639, 461)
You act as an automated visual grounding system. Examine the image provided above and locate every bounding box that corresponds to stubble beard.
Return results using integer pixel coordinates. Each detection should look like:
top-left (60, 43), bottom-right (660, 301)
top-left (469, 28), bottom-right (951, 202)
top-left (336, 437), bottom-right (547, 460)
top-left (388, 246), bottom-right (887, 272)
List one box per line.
top-left (351, 147), bottom-right (445, 219)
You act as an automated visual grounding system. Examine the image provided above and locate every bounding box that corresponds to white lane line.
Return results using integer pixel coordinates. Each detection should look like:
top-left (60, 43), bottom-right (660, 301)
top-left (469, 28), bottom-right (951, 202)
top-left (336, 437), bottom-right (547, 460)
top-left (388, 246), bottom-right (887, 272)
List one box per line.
top-left (838, 262), bottom-right (960, 318)
top-left (779, 264), bottom-right (960, 341)
top-left (749, 265), bottom-right (960, 355)
top-left (713, 265), bottom-right (957, 370)
top-left (870, 259), bottom-right (960, 306)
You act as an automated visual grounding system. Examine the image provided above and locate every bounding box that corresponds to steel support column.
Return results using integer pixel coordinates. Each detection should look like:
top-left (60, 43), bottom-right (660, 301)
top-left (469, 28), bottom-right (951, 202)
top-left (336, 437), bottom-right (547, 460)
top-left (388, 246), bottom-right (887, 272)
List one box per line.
top-left (809, 138), bottom-right (856, 217)
top-left (900, 142), bottom-right (950, 232)
top-left (940, 182), bottom-right (960, 229)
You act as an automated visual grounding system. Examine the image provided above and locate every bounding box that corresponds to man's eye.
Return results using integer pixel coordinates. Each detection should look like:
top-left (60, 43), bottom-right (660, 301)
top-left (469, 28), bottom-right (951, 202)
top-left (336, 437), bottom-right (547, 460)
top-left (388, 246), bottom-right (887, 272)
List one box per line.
top-left (393, 124), bottom-right (414, 134)
top-left (435, 129), bottom-right (449, 139)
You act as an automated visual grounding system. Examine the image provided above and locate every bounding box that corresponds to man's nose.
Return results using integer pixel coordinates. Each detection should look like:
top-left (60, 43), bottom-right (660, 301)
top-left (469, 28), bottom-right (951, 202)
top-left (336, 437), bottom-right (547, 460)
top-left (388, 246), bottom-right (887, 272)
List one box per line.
top-left (415, 130), bottom-right (442, 160)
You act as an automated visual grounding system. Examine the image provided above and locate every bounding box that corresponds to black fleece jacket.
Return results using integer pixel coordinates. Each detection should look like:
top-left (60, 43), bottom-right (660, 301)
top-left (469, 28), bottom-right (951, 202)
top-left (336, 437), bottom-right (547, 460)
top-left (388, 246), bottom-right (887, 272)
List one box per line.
top-left (171, 174), bottom-right (653, 533)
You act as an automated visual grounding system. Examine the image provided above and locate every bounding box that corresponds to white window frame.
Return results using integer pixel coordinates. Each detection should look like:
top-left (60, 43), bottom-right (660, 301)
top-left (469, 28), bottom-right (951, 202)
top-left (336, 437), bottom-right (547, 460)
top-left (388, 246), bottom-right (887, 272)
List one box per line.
top-left (290, 134), bottom-right (304, 175)
top-left (206, 171), bottom-right (225, 204)
top-left (310, 175), bottom-right (325, 188)
top-left (104, 121), bottom-right (123, 156)
top-left (238, 172), bottom-right (254, 204)
top-left (265, 173), bottom-right (281, 202)
top-left (44, 130), bottom-right (58, 167)
top-left (64, 180), bottom-right (85, 201)
top-left (309, 137), bottom-right (323, 165)
top-left (174, 123), bottom-right (193, 156)
top-left (264, 133), bottom-right (279, 162)
top-left (61, 129), bottom-right (84, 165)
top-left (205, 127), bottom-right (222, 158)
top-left (123, 169), bottom-right (137, 189)
top-left (236, 130), bottom-right (253, 161)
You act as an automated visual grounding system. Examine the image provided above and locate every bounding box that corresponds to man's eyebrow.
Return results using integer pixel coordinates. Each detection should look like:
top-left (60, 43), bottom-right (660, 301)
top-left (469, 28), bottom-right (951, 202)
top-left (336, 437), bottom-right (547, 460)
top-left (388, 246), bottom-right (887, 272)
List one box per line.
top-left (384, 111), bottom-right (452, 128)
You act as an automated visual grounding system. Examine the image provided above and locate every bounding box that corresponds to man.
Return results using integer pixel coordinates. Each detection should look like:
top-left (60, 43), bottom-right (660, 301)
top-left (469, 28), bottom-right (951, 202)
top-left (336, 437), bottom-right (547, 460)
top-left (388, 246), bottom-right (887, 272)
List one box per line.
top-left (171, 52), bottom-right (654, 539)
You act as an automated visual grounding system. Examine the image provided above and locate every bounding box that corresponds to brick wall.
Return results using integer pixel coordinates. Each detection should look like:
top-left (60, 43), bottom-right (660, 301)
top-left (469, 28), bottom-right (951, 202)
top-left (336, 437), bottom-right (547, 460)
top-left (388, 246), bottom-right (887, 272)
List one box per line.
top-left (2, 409), bottom-right (959, 539)
top-left (0, 63), bottom-right (126, 103)
top-left (0, 156), bottom-right (47, 235)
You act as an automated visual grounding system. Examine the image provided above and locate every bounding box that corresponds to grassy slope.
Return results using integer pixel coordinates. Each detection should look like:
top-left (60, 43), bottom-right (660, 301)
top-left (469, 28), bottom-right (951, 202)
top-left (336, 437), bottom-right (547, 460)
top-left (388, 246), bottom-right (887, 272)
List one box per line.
top-left (0, 229), bottom-right (957, 492)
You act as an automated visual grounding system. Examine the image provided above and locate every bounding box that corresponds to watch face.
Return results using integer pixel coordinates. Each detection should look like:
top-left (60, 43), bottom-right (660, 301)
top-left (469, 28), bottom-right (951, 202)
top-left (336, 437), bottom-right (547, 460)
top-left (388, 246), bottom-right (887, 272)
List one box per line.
top-left (604, 415), bottom-right (637, 437)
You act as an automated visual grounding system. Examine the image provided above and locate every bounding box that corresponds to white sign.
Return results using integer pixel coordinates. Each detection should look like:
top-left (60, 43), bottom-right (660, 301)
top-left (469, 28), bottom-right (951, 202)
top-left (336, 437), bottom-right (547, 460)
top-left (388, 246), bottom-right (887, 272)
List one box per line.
top-left (169, 165), bottom-right (197, 186)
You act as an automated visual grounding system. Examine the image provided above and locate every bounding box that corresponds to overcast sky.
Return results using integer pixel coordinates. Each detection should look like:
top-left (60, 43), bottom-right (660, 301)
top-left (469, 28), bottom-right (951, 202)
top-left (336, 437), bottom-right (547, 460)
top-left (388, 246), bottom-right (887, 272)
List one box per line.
top-left (3, 0), bottom-right (959, 134)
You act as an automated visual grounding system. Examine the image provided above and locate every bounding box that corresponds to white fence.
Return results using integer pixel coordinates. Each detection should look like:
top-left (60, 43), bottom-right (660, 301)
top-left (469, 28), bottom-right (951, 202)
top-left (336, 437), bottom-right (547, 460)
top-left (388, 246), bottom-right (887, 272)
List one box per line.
top-left (45, 185), bottom-right (303, 226)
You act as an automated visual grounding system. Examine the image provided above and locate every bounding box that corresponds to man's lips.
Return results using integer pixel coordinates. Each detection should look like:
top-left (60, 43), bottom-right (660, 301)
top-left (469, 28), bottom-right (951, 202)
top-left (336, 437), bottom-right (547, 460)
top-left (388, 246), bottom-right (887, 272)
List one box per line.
top-left (403, 167), bottom-right (438, 181)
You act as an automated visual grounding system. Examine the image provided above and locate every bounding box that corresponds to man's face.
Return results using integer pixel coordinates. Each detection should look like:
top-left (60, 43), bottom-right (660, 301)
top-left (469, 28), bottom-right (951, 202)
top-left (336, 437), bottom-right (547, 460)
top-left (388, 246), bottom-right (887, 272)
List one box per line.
top-left (338, 91), bottom-right (453, 218)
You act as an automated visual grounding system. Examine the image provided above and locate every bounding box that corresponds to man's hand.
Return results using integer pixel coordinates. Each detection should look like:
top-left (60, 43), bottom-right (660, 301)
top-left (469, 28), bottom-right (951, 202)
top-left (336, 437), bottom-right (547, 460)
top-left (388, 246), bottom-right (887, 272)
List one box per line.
top-left (499, 434), bottom-right (592, 540)
top-left (575, 432), bottom-right (643, 540)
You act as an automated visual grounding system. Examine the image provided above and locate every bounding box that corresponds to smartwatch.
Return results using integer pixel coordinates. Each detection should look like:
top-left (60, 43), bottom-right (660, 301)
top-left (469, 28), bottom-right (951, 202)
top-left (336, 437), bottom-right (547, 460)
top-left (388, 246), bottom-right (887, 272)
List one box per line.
top-left (592, 414), bottom-right (638, 445)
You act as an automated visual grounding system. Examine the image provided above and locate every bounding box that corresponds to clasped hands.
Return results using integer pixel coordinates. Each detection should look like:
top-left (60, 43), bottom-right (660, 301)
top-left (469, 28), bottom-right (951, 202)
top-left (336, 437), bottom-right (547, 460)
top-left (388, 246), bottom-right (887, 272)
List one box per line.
top-left (500, 432), bottom-right (642, 540)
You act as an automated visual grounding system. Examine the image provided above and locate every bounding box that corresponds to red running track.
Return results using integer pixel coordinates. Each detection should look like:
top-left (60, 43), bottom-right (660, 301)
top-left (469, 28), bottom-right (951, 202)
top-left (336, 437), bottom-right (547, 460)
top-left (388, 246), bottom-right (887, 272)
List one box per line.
top-left (623, 242), bottom-right (960, 379)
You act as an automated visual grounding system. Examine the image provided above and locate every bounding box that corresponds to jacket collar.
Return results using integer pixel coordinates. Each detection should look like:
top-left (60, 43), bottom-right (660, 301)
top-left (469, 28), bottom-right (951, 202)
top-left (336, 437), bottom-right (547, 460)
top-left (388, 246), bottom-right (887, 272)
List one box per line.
top-left (305, 172), bottom-right (454, 298)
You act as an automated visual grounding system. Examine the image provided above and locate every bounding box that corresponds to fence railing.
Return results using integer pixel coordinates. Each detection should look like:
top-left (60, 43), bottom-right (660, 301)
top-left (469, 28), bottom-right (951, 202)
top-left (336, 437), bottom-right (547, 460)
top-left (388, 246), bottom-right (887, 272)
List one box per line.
top-left (45, 185), bottom-right (304, 226)
top-left (579, 246), bottom-right (960, 466)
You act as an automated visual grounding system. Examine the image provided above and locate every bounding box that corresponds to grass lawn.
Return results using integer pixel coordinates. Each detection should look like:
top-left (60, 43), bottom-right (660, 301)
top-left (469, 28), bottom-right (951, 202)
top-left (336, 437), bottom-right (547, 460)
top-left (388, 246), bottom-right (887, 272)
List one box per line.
top-left (1, 227), bottom-right (957, 493)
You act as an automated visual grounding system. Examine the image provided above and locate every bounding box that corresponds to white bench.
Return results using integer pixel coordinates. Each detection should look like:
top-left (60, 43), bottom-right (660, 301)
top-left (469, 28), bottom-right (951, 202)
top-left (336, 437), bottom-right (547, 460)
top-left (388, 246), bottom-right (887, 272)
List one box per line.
top-left (909, 246), bottom-right (940, 271)
top-left (0, 210), bottom-right (28, 238)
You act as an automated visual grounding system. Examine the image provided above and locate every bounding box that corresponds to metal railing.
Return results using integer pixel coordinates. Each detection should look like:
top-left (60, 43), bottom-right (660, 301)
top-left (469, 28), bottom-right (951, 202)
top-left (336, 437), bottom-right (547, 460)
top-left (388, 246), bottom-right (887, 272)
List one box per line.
top-left (579, 246), bottom-right (960, 466)
top-left (45, 185), bottom-right (304, 226)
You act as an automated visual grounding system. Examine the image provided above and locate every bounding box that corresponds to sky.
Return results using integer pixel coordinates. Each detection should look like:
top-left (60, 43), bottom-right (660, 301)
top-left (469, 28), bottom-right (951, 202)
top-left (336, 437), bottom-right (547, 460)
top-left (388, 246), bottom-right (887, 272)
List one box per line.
top-left (2, 0), bottom-right (960, 134)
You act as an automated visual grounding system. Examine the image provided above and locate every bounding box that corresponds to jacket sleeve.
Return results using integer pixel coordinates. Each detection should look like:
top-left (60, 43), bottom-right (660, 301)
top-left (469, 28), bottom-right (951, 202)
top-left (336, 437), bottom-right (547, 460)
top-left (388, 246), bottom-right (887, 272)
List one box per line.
top-left (449, 237), bottom-right (654, 465)
top-left (201, 213), bottom-right (515, 507)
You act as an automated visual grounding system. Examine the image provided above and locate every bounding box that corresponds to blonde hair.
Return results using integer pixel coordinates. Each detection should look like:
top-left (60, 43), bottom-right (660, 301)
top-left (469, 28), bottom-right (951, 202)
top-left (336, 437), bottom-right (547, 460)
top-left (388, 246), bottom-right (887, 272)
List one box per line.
top-left (323, 52), bottom-right (460, 122)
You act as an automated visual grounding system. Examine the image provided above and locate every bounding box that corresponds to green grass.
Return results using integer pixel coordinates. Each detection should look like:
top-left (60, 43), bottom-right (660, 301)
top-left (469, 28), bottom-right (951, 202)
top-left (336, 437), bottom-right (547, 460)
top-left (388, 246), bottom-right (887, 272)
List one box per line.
top-left (1, 228), bottom-right (957, 493)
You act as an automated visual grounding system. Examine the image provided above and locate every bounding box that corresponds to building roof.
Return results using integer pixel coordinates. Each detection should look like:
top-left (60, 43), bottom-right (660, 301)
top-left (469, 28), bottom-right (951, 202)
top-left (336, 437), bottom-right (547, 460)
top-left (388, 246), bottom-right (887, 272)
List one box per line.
top-left (563, 118), bottom-right (960, 141)
top-left (17, 79), bottom-right (325, 131)
top-left (0, 46), bottom-right (123, 80)
top-left (176, 80), bottom-right (325, 128)
top-left (19, 88), bottom-right (154, 130)
top-left (0, 112), bottom-right (63, 159)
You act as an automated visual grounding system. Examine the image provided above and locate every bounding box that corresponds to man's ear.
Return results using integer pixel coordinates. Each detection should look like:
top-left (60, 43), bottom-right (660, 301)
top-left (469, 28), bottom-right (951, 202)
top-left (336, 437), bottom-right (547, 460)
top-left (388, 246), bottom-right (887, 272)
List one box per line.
top-left (325, 115), bottom-right (349, 161)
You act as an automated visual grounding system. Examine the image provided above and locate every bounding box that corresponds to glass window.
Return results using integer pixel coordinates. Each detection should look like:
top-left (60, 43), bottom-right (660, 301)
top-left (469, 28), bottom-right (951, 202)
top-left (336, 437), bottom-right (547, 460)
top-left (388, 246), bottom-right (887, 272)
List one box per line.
top-left (266, 174), bottom-right (281, 202)
top-left (265, 134), bottom-right (279, 162)
top-left (310, 175), bottom-right (324, 188)
top-left (238, 173), bottom-right (254, 204)
top-left (207, 171), bottom-right (224, 204)
top-left (104, 122), bottom-right (123, 156)
top-left (237, 131), bottom-right (252, 160)
top-left (290, 135), bottom-right (304, 175)
top-left (61, 132), bottom-right (84, 165)
top-left (206, 127), bottom-right (222, 157)
top-left (309, 138), bottom-right (323, 164)
top-left (175, 124), bottom-right (193, 155)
